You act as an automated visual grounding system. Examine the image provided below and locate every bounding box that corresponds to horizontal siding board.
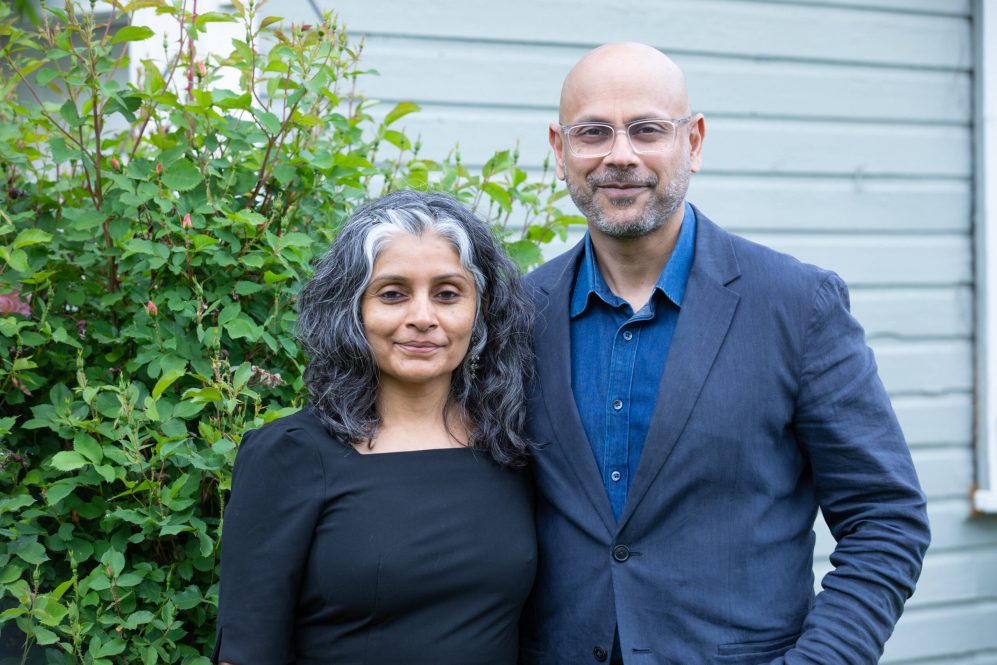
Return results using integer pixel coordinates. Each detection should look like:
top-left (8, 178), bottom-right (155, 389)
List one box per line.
top-left (294, 0), bottom-right (972, 69)
top-left (356, 38), bottom-right (971, 124)
top-left (816, 500), bottom-right (997, 559)
top-left (883, 602), bottom-right (997, 662)
top-left (893, 394), bottom-right (972, 447)
top-left (871, 339), bottom-right (971, 395)
top-left (377, 107), bottom-right (972, 177)
top-left (813, 548), bottom-right (997, 608)
top-left (911, 447), bottom-right (974, 499)
top-left (762, 0), bottom-right (971, 16)
top-left (850, 287), bottom-right (972, 339)
top-left (741, 234), bottom-right (971, 286)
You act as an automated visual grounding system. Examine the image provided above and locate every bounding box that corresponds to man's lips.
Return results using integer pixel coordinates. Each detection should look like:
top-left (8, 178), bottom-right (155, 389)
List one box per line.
top-left (596, 183), bottom-right (649, 198)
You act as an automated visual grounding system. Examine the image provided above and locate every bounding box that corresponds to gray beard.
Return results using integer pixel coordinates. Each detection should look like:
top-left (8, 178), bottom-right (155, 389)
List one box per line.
top-left (568, 161), bottom-right (691, 239)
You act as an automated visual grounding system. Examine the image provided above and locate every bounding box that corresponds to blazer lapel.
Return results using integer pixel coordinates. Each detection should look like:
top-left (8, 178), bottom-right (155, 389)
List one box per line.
top-left (618, 211), bottom-right (741, 531)
top-left (532, 243), bottom-right (616, 533)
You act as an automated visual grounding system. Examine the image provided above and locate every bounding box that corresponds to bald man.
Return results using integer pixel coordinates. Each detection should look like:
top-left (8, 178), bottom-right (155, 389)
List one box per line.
top-left (520, 43), bottom-right (929, 664)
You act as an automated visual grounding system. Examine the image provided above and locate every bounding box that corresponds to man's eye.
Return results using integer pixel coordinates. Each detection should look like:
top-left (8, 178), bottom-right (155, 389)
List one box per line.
top-left (632, 123), bottom-right (669, 137)
top-left (572, 125), bottom-right (612, 141)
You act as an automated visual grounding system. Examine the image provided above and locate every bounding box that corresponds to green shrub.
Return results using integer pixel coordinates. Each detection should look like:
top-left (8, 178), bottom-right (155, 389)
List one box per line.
top-left (0, 1), bottom-right (578, 662)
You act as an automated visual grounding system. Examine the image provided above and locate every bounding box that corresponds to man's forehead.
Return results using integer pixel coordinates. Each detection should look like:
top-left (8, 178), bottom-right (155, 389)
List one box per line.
top-left (559, 44), bottom-right (689, 122)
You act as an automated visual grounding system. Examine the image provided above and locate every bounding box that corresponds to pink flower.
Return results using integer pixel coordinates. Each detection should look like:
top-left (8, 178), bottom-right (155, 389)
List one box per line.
top-left (181, 213), bottom-right (192, 230)
top-left (0, 290), bottom-right (31, 317)
top-left (198, 61), bottom-right (207, 77)
top-left (156, 162), bottom-right (162, 175)
top-left (146, 300), bottom-right (158, 316)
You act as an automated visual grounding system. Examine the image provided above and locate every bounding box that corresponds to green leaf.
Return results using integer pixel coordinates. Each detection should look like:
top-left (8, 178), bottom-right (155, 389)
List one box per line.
top-left (50, 451), bottom-right (88, 471)
top-left (254, 109), bottom-right (282, 135)
top-left (93, 637), bottom-right (127, 657)
top-left (74, 432), bottom-right (103, 464)
top-left (504, 240), bottom-right (543, 272)
top-left (152, 366), bottom-right (186, 399)
top-left (13, 539), bottom-right (47, 565)
top-left (0, 247), bottom-right (29, 272)
top-left (32, 625), bottom-right (60, 645)
top-left (111, 25), bottom-right (156, 44)
top-left (44, 481), bottom-right (77, 506)
top-left (482, 182), bottom-right (512, 213)
top-left (95, 464), bottom-right (116, 483)
top-left (162, 159), bottom-right (203, 192)
top-left (224, 317), bottom-right (261, 341)
top-left (384, 101), bottom-right (420, 126)
top-left (12, 228), bottom-right (52, 249)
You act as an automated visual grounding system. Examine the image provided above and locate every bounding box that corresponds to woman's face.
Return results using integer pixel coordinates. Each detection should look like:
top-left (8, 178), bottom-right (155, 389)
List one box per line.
top-left (361, 231), bottom-right (478, 392)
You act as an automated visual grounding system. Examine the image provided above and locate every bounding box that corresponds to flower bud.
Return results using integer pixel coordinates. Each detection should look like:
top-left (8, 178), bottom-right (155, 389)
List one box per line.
top-left (110, 157), bottom-right (120, 170)
top-left (198, 61), bottom-right (207, 77)
top-left (156, 162), bottom-right (162, 175)
top-left (146, 300), bottom-right (158, 316)
top-left (182, 213), bottom-right (192, 229)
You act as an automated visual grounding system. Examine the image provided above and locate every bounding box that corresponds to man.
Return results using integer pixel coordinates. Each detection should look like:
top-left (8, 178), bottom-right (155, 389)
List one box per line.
top-left (520, 43), bottom-right (930, 664)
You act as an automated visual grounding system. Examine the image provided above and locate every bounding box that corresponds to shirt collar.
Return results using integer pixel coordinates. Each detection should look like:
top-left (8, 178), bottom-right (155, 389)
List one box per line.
top-left (570, 201), bottom-right (697, 318)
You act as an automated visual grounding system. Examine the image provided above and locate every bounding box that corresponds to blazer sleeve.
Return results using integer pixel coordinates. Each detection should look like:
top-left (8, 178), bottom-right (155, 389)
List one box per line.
top-left (212, 423), bottom-right (326, 665)
top-left (779, 272), bottom-right (930, 664)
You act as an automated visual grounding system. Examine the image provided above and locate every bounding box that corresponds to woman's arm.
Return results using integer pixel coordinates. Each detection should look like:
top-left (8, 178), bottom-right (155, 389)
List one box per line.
top-left (212, 423), bottom-right (326, 664)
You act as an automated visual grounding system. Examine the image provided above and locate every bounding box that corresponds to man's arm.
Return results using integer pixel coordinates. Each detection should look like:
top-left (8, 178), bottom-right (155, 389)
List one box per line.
top-left (783, 273), bottom-right (930, 663)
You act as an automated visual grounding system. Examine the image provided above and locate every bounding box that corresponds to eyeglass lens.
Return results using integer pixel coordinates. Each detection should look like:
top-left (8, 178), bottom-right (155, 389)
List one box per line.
top-left (567, 120), bottom-right (678, 156)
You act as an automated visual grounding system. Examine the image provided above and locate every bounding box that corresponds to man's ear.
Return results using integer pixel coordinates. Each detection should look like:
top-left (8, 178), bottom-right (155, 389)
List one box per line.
top-left (688, 114), bottom-right (706, 173)
top-left (549, 123), bottom-right (566, 181)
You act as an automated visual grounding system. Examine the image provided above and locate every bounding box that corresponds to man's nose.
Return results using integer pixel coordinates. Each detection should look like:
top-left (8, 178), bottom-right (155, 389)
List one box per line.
top-left (604, 129), bottom-right (640, 167)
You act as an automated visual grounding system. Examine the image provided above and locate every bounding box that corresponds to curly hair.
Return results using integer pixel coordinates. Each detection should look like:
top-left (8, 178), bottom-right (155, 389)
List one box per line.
top-left (296, 190), bottom-right (534, 466)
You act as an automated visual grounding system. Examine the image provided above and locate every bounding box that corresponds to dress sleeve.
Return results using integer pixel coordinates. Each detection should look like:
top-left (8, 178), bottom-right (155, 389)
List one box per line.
top-left (782, 273), bottom-right (930, 663)
top-left (212, 422), bottom-right (326, 665)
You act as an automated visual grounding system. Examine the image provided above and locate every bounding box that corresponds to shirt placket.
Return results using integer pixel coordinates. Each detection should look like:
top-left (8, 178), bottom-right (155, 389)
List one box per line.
top-left (604, 313), bottom-right (639, 519)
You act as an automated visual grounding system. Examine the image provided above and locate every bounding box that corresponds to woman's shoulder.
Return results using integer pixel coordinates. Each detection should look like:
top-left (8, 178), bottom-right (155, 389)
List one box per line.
top-left (235, 406), bottom-right (347, 474)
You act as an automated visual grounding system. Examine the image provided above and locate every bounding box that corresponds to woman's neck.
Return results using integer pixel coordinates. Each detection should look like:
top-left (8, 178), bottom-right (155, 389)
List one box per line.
top-left (365, 375), bottom-right (469, 453)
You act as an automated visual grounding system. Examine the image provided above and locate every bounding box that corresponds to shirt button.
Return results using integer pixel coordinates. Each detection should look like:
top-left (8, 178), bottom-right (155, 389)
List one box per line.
top-left (611, 471), bottom-right (622, 482)
top-left (622, 330), bottom-right (633, 341)
top-left (612, 399), bottom-right (623, 410)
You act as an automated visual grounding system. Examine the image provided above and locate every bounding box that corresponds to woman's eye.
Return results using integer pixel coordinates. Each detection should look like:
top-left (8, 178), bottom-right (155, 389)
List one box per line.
top-left (378, 290), bottom-right (406, 302)
top-left (436, 289), bottom-right (461, 301)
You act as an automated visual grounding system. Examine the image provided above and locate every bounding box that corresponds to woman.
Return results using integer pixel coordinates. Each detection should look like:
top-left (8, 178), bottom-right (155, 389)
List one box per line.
top-left (213, 190), bottom-right (536, 665)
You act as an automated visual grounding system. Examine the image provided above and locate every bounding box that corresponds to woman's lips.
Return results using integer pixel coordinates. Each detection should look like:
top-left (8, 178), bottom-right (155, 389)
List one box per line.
top-left (396, 342), bottom-right (441, 354)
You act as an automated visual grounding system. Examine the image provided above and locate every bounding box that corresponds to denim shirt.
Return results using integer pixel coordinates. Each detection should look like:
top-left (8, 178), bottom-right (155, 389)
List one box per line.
top-left (569, 202), bottom-right (696, 519)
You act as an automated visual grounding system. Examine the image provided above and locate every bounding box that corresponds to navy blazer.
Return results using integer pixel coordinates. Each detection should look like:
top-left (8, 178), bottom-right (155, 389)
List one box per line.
top-left (519, 207), bottom-right (930, 665)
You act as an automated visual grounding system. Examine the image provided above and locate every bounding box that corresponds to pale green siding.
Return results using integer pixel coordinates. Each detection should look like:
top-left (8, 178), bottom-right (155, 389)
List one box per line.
top-left (275, 0), bottom-right (992, 661)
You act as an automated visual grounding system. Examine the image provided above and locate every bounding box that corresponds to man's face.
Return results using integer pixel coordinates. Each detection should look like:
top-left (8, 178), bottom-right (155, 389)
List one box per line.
top-left (550, 57), bottom-right (704, 240)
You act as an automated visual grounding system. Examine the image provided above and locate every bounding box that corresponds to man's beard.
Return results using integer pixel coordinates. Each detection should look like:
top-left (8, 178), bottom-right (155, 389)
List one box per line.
top-left (567, 161), bottom-right (690, 239)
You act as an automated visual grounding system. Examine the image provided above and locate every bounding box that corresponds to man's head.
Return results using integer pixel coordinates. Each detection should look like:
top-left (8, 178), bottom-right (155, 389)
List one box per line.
top-left (550, 43), bottom-right (705, 240)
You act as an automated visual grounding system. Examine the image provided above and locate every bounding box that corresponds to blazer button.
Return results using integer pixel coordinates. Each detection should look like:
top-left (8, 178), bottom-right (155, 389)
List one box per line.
top-left (613, 544), bottom-right (630, 562)
top-left (593, 645), bottom-right (608, 662)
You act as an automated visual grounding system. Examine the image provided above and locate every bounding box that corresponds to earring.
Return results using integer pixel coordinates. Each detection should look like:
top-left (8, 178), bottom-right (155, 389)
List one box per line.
top-left (469, 354), bottom-right (480, 380)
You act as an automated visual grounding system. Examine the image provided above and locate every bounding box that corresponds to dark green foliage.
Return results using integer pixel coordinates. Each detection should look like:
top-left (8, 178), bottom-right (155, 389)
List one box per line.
top-left (0, 1), bottom-right (578, 662)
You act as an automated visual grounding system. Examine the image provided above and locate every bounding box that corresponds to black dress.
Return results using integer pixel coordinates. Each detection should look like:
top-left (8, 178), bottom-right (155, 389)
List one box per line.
top-left (212, 408), bottom-right (536, 665)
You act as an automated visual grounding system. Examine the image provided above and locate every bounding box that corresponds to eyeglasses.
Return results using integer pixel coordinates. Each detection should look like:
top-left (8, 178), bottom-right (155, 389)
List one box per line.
top-left (559, 116), bottom-right (692, 158)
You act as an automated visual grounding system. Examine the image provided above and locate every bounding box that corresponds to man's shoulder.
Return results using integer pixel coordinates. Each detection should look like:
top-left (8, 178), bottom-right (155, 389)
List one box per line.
top-left (697, 210), bottom-right (835, 294)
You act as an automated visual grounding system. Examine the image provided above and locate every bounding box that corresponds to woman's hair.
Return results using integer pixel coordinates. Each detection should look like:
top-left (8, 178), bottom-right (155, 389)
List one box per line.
top-left (296, 189), bottom-right (534, 466)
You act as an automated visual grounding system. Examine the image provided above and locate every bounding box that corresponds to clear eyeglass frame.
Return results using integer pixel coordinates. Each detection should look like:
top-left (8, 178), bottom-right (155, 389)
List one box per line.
top-left (559, 116), bottom-right (693, 157)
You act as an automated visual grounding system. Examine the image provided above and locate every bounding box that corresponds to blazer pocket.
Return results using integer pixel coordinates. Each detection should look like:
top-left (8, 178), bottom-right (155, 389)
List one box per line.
top-left (715, 632), bottom-right (800, 662)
